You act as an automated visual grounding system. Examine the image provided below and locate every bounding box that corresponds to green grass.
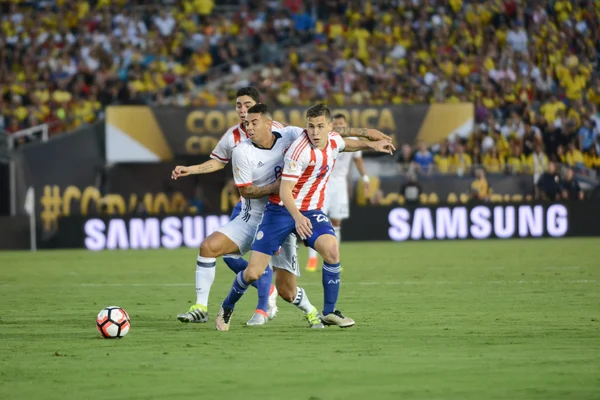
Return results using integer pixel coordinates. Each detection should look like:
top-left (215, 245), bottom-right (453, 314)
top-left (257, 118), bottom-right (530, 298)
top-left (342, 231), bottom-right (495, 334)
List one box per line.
top-left (0, 239), bottom-right (599, 400)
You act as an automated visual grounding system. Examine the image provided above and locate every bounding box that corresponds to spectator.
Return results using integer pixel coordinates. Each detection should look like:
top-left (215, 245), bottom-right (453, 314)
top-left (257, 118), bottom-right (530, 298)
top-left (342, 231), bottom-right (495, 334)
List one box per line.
top-left (400, 173), bottom-right (422, 205)
top-left (413, 141), bottom-right (434, 174)
top-left (565, 141), bottom-right (585, 170)
top-left (470, 168), bottom-right (490, 202)
top-left (561, 168), bottom-right (584, 201)
top-left (578, 119), bottom-right (598, 152)
top-left (536, 162), bottom-right (562, 201)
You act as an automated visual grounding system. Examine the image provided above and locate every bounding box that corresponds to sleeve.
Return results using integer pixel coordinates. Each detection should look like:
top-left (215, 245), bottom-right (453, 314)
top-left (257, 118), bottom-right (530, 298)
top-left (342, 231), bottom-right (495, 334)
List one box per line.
top-left (282, 147), bottom-right (308, 182)
top-left (332, 132), bottom-right (346, 152)
top-left (210, 131), bottom-right (233, 164)
top-left (231, 146), bottom-right (253, 187)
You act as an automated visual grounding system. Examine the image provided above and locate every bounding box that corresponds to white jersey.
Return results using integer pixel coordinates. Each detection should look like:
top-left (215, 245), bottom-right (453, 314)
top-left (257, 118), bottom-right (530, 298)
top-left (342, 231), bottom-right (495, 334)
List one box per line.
top-left (330, 137), bottom-right (361, 180)
top-left (210, 120), bottom-right (284, 164)
top-left (277, 131), bottom-right (346, 212)
top-left (231, 126), bottom-right (304, 218)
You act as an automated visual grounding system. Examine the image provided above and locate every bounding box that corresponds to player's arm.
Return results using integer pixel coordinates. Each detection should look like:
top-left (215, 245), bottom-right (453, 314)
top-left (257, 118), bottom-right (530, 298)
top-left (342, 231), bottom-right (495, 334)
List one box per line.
top-left (353, 155), bottom-right (370, 189)
top-left (332, 126), bottom-right (393, 142)
top-left (171, 159), bottom-right (225, 180)
top-left (232, 145), bottom-right (280, 199)
top-left (238, 180), bottom-right (281, 199)
top-left (342, 138), bottom-right (395, 154)
top-left (171, 130), bottom-right (233, 179)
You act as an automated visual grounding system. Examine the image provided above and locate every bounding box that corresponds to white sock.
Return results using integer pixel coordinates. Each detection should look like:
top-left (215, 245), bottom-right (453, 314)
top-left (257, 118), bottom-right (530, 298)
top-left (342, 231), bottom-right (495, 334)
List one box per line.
top-left (308, 247), bottom-right (318, 260)
top-left (196, 255), bottom-right (216, 308)
top-left (292, 287), bottom-right (314, 314)
top-left (333, 226), bottom-right (341, 242)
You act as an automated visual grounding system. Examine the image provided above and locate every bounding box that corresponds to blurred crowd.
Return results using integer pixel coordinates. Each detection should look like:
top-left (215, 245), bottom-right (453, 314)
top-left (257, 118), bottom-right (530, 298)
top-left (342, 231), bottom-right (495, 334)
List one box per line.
top-left (2, 0), bottom-right (600, 177)
top-left (0, 0), bottom-right (315, 143)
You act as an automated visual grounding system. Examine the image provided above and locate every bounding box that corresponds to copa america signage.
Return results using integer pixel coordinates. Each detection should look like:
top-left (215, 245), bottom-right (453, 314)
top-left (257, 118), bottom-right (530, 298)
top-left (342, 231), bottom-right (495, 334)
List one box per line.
top-left (84, 215), bottom-right (229, 251)
top-left (387, 204), bottom-right (568, 241)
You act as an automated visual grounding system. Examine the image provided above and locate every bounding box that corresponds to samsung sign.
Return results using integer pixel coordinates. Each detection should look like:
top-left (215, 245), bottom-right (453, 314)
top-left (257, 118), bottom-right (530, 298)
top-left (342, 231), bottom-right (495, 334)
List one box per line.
top-left (84, 215), bottom-right (229, 250)
top-left (388, 204), bottom-right (569, 241)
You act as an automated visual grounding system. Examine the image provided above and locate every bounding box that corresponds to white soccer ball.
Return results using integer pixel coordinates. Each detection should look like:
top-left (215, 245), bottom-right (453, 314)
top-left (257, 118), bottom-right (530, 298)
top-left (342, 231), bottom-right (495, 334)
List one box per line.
top-left (96, 306), bottom-right (131, 339)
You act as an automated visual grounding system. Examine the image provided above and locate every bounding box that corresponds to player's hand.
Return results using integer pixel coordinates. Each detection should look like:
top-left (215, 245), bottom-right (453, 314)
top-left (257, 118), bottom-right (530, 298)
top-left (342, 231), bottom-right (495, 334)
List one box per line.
top-left (294, 215), bottom-right (313, 241)
top-left (370, 140), bottom-right (396, 155)
top-left (366, 129), bottom-right (393, 143)
top-left (363, 180), bottom-right (371, 194)
top-left (171, 166), bottom-right (192, 180)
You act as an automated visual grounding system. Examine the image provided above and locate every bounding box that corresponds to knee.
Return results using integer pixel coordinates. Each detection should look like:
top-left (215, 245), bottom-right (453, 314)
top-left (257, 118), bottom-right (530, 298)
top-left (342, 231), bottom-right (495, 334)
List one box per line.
top-left (199, 238), bottom-right (220, 258)
top-left (245, 266), bottom-right (264, 283)
top-left (320, 242), bottom-right (339, 264)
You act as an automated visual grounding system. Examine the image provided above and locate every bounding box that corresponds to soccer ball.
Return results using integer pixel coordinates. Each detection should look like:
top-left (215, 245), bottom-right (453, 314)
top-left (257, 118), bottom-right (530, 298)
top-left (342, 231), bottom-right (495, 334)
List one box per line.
top-left (96, 306), bottom-right (130, 339)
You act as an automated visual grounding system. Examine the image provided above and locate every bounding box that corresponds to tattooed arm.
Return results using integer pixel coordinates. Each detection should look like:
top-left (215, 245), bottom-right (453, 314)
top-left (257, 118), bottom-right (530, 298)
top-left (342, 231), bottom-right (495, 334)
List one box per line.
top-left (331, 126), bottom-right (393, 142)
top-left (238, 179), bottom-right (281, 199)
top-left (171, 159), bottom-right (226, 180)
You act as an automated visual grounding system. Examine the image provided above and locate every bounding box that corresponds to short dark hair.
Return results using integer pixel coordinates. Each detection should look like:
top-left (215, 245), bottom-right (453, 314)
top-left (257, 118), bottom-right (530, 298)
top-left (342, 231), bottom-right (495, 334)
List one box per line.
top-left (332, 113), bottom-right (346, 121)
top-left (236, 87), bottom-right (260, 103)
top-left (306, 103), bottom-right (331, 121)
top-left (247, 103), bottom-right (272, 120)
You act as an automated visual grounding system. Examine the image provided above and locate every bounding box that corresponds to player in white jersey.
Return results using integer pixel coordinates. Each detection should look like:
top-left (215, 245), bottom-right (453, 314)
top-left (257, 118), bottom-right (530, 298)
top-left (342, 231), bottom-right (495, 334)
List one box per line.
top-left (306, 113), bottom-right (369, 271)
top-left (171, 87), bottom-right (285, 325)
top-left (229, 103), bottom-right (325, 327)
top-left (215, 104), bottom-right (394, 331)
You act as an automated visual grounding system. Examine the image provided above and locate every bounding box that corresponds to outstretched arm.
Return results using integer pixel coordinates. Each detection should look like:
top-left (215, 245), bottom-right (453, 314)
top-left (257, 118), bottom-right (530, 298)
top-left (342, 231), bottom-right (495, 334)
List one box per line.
top-left (343, 138), bottom-right (395, 154)
top-left (171, 159), bottom-right (226, 180)
top-left (332, 126), bottom-right (393, 142)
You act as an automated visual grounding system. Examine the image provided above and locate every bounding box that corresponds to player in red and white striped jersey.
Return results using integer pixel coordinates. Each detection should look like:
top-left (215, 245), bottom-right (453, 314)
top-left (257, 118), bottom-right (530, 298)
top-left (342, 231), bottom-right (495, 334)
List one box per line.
top-left (216, 104), bottom-right (394, 331)
top-left (170, 87), bottom-right (283, 326)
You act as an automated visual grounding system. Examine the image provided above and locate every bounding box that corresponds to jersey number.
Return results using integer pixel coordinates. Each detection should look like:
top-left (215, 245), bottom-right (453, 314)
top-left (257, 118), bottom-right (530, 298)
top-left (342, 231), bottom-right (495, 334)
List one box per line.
top-left (317, 165), bottom-right (329, 179)
top-left (274, 166), bottom-right (282, 179)
top-left (316, 214), bottom-right (329, 223)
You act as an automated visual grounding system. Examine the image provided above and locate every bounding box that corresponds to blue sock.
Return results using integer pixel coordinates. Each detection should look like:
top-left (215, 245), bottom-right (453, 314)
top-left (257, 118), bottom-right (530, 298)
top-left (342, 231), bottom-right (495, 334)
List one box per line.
top-left (255, 266), bottom-right (273, 314)
top-left (223, 256), bottom-right (259, 289)
top-left (222, 271), bottom-right (250, 310)
top-left (322, 262), bottom-right (341, 315)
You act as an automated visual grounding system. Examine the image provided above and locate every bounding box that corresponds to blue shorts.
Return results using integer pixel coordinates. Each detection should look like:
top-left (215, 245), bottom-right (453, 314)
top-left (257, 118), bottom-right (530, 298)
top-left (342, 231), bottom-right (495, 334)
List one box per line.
top-left (251, 202), bottom-right (335, 256)
top-left (229, 201), bottom-right (242, 221)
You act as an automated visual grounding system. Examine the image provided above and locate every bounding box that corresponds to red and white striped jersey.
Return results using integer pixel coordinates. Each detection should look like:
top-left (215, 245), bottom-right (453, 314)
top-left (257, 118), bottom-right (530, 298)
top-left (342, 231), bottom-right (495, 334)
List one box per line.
top-left (274, 131), bottom-right (346, 211)
top-left (210, 120), bottom-right (284, 164)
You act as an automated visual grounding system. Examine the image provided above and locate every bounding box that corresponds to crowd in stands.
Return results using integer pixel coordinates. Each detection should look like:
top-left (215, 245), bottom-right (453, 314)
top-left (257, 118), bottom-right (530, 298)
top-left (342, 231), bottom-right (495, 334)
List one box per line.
top-left (2, 0), bottom-right (600, 178)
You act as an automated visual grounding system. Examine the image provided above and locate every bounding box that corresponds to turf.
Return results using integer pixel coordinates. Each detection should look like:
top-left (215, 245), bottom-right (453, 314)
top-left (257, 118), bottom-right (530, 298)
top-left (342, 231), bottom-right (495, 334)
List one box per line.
top-left (0, 238), bottom-right (599, 400)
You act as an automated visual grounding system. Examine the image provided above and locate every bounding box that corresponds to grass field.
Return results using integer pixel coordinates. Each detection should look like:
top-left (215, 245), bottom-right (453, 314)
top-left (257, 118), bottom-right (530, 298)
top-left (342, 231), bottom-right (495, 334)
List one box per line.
top-left (0, 238), bottom-right (599, 400)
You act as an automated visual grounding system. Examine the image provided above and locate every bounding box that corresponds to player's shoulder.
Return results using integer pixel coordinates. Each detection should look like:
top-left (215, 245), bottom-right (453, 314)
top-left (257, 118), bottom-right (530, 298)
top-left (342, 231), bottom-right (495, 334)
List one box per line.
top-left (271, 120), bottom-right (285, 129)
top-left (286, 133), bottom-right (311, 160)
top-left (233, 137), bottom-right (254, 152)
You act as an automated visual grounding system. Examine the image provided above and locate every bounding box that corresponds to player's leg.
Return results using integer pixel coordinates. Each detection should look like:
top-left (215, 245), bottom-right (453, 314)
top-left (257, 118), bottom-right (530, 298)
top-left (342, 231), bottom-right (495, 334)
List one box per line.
top-left (217, 250), bottom-right (273, 331)
top-left (305, 211), bottom-right (355, 328)
top-left (223, 201), bottom-right (250, 273)
top-left (217, 205), bottom-right (294, 331)
top-left (177, 231), bottom-right (240, 323)
top-left (272, 236), bottom-right (324, 329)
top-left (247, 233), bottom-right (300, 325)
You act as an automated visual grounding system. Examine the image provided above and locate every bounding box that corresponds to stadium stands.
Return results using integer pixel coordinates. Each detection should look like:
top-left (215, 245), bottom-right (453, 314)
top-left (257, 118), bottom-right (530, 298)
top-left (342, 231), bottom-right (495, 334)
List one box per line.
top-left (1, 0), bottom-right (599, 179)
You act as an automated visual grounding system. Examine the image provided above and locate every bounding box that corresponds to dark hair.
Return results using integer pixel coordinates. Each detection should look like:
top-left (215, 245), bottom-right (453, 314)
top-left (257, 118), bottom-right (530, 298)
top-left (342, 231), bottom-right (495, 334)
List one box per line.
top-left (306, 103), bottom-right (331, 121)
top-left (236, 87), bottom-right (260, 103)
top-left (332, 113), bottom-right (346, 121)
top-left (247, 103), bottom-right (272, 120)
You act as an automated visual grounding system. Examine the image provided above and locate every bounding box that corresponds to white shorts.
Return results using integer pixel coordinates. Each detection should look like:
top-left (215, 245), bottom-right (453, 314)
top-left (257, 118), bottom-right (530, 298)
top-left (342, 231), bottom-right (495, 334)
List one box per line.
top-left (323, 179), bottom-right (350, 220)
top-left (271, 234), bottom-right (300, 276)
top-left (219, 213), bottom-right (299, 274)
top-left (218, 214), bottom-right (259, 255)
